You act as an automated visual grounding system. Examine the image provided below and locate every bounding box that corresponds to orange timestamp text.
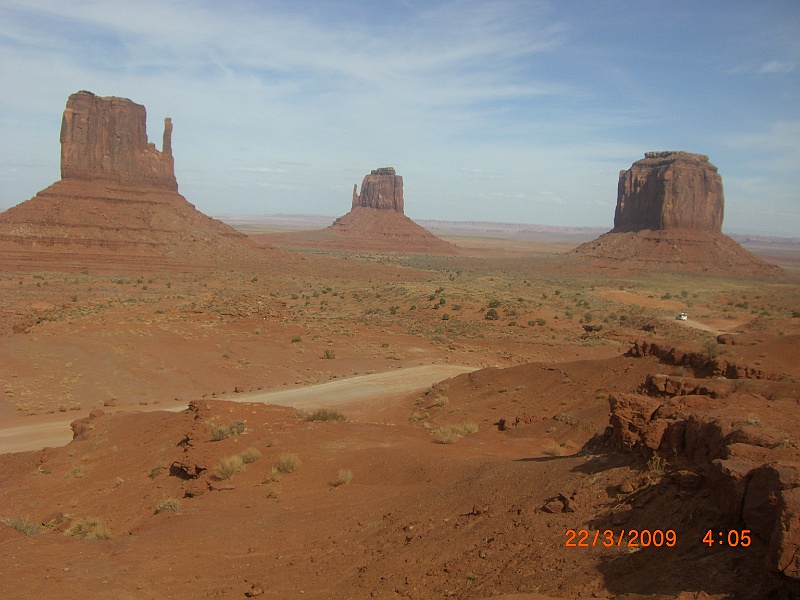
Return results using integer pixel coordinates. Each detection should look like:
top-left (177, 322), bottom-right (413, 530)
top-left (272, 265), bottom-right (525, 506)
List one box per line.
top-left (565, 529), bottom-right (677, 548)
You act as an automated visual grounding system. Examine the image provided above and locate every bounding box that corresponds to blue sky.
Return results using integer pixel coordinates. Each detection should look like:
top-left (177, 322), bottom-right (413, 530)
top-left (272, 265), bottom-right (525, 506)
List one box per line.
top-left (1, 1), bottom-right (798, 235)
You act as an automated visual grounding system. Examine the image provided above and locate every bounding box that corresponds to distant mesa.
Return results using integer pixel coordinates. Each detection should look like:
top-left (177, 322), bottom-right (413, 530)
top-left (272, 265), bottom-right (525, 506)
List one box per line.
top-left (572, 151), bottom-right (779, 275)
top-left (259, 167), bottom-right (457, 254)
top-left (0, 91), bottom-right (269, 271)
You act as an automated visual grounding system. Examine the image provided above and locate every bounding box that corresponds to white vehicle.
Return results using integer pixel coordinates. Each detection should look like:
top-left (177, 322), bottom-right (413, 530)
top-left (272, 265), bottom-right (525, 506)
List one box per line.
top-left (677, 312), bottom-right (688, 321)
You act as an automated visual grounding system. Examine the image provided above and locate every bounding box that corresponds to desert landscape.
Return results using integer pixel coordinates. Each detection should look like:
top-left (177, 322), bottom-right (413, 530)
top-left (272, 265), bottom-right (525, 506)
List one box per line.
top-left (0, 89), bottom-right (799, 600)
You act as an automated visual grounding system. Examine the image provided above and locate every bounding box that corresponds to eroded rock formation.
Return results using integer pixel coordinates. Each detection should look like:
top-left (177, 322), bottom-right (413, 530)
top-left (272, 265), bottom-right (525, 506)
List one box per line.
top-left (352, 167), bottom-right (404, 213)
top-left (60, 90), bottom-right (177, 190)
top-left (261, 167), bottom-right (456, 253)
top-left (0, 91), bottom-right (271, 271)
top-left (569, 150), bottom-right (778, 275)
top-left (614, 151), bottom-right (723, 232)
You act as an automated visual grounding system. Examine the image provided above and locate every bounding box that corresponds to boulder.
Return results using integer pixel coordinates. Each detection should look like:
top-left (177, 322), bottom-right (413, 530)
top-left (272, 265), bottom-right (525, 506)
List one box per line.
top-left (608, 393), bottom-right (662, 451)
top-left (613, 151), bottom-right (723, 232)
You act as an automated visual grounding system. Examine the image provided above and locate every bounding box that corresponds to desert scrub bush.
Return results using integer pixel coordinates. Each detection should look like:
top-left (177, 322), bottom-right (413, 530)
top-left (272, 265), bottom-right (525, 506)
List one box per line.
top-left (487, 299), bottom-right (501, 308)
top-left (333, 469), bottom-right (353, 487)
top-left (155, 498), bottom-right (181, 514)
top-left (410, 410), bottom-right (429, 422)
top-left (433, 395), bottom-right (449, 407)
top-left (240, 447), bottom-right (262, 464)
top-left (485, 308), bottom-right (499, 320)
top-left (210, 420), bottom-right (246, 441)
top-left (291, 336), bottom-right (302, 343)
top-left (215, 455), bottom-right (246, 480)
top-left (647, 455), bottom-right (667, 476)
top-left (274, 453), bottom-right (302, 474)
top-left (322, 349), bottom-right (336, 359)
top-left (66, 518), bottom-right (110, 540)
top-left (458, 421), bottom-right (479, 434)
top-left (306, 408), bottom-right (346, 422)
top-left (1, 516), bottom-right (40, 535)
top-left (433, 426), bottom-right (462, 444)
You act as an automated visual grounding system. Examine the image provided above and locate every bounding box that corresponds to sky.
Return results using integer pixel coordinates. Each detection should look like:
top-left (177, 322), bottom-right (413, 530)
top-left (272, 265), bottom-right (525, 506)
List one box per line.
top-left (1, 1), bottom-right (798, 236)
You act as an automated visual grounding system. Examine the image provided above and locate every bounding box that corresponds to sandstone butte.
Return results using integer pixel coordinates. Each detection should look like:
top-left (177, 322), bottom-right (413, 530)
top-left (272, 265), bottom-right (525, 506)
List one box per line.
top-left (572, 151), bottom-right (779, 275)
top-left (259, 167), bottom-right (458, 254)
top-left (0, 91), bottom-right (270, 272)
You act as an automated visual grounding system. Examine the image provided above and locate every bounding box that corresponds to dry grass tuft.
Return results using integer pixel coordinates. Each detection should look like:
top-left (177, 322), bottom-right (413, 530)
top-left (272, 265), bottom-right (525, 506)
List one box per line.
top-left (274, 453), bottom-right (302, 474)
top-left (433, 395), bottom-right (449, 407)
top-left (240, 447), bottom-right (262, 464)
top-left (433, 426), bottom-right (462, 444)
top-left (306, 408), bottom-right (346, 422)
top-left (542, 443), bottom-right (567, 457)
top-left (210, 420), bottom-right (246, 441)
top-left (2, 516), bottom-right (40, 535)
top-left (66, 518), bottom-right (110, 540)
top-left (215, 455), bottom-right (246, 480)
top-left (333, 469), bottom-right (353, 487)
top-left (458, 421), bottom-right (479, 434)
top-left (410, 410), bottom-right (429, 422)
top-left (647, 454), bottom-right (667, 476)
top-left (155, 498), bottom-right (181, 514)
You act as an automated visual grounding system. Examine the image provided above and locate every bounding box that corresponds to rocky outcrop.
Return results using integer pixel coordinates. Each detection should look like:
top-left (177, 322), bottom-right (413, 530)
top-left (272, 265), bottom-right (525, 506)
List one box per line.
top-left (60, 91), bottom-right (177, 190)
top-left (352, 167), bottom-right (404, 213)
top-left (607, 338), bottom-right (800, 581)
top-left (613, 151), bottom-right (723, 232)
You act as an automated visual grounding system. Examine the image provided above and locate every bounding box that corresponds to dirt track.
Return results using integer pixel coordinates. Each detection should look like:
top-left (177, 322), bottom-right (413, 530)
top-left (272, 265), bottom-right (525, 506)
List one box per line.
top-left (0, 364), bottom-right (475, 454)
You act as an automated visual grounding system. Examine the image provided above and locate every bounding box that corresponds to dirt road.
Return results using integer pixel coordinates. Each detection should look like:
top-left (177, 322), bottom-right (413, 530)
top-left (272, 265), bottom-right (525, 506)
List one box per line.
top-left (661, 315), bottom-right (726, 336)
top-left (0, 364), bottom-right (475, 454)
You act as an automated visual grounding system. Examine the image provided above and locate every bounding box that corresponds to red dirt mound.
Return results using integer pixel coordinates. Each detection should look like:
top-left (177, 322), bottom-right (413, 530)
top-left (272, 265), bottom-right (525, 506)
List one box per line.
top-left (569, 229), bottom-right (780, 276)
top-left (0, 178), bottom-right (275, 272)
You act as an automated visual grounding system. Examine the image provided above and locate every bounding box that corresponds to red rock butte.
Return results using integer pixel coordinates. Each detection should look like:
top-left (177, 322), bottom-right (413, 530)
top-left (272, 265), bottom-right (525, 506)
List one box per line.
top-left (351, 167), bottom-right (404, 213)
top-left (613, 151), bottom-right (724, 233)
top-left (572, 151), bottom-right (779, 275)
top-left (0, 91), bottom-right (270, 271)
top-left (261, 167), bottom-right (458, 254)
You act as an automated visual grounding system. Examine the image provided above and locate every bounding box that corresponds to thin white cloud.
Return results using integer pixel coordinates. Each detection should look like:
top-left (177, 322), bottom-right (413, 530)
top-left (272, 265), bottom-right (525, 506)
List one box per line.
top-left (759, 60), bottom-right (795, 74)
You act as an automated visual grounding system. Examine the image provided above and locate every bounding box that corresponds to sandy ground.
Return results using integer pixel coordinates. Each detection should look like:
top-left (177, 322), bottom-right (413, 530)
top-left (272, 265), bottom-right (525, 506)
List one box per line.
top-left (1, 231), bottom-right (799, 599)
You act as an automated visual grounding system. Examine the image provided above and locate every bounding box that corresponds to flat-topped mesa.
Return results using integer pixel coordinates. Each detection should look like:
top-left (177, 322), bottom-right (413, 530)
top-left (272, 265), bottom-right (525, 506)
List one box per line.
top-left (613, 151), bottom-right (723, 232)
top-left (60, 90), bottom-right (177, 190)
top-left (352, 166), bottom-right (404, 213)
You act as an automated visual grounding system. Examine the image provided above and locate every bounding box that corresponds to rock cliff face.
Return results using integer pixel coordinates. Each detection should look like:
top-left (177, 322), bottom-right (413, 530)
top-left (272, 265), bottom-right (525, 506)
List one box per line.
top-left (352, 167), bottom-right (404, 213)
top-left (60, 91), bottom-right (177, 190)
top-left (614, 151), bottom-right (723, 232)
